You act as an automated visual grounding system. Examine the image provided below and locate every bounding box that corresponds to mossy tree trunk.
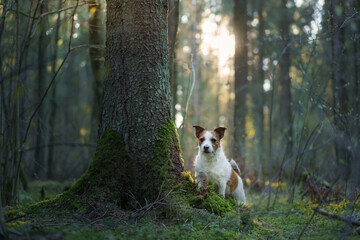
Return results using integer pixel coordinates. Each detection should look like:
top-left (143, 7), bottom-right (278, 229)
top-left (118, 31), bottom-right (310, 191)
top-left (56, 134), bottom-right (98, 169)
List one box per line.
top-left (67, 0), bottom-right (184, 209)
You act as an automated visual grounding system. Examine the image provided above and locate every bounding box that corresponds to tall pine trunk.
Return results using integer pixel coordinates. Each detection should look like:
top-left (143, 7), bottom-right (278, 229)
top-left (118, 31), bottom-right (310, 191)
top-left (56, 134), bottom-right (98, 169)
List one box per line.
top-left (65, 0), bottom-right (183, 208)
top-left (88, 0), bottom-right (103, 140)
top-left (279, 0), bottom-right (292, 148)
top-left (255, 0), bottom-right (265, 173)
top-left (233, 0), bottom-right (248, 160)
top-left (47, 0), bottom-right (62, 180)
top-left (331, 0), bottom-right (351, 180)
top-left (34, 0), bottom-right (47, 179)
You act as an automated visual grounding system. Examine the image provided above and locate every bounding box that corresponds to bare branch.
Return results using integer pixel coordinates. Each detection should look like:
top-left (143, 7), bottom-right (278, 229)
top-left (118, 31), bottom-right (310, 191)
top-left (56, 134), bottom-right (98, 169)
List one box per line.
top-left (3, 2), bottom-right (87, 19)
top-left (314, 208), bottom-right (360, 227)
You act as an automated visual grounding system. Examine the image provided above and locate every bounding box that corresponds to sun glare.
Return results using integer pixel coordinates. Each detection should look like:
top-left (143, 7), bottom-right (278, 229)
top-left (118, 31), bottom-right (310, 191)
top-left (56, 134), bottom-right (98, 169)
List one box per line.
top-left (201, 17), bottom-right (235, 76)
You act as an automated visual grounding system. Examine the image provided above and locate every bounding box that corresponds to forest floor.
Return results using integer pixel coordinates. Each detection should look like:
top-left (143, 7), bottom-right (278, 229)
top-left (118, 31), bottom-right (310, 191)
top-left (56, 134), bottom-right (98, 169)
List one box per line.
top-left (4, 180), bottom-right (360, 239)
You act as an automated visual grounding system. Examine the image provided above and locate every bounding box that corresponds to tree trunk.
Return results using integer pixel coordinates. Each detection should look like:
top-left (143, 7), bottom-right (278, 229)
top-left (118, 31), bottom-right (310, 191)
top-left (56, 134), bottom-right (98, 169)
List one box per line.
top-left (331, 0), bottom-right (351, 181)
top-left (352, 0), bottom-right (360, 190)
top-left (192, 0), bottom-right (201, 124)
top-left (34, 0), bottom-right (47, 180)
top-left (47, 0), bottom-right (62, 180)
top-left (168, 0), bottom-right (179, 119)
top-left (88, 0), bottom-right (103, 140)
top-left (0, 197), bottom-right (8, 240)
top-left (67, 0), bottom-right (183, 208)
top-left (233, 0), bottom-right (248, 160)
top-left (279, 0), bottom-right (292, 148)
top-left (255, 0), bottom-right (265, 172)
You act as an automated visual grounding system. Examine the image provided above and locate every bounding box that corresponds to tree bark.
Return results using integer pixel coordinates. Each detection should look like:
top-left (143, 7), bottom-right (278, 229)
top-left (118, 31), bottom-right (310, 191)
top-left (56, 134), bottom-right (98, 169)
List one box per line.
top-left (0, 197), bottom-right (8, 240)
top-left (67, 0), bottom-right (183, 208)
top-left (255, 0), bottom-right (265, 169)
top-left (168, 0), bottom-right (179, 119)
top-left (34, 0), bottom-right (47, 180)
top-left (279, 0), bottom-right (292, 148)
top-left (352, 0), bottom-right (360, 190)
top-left (233, 0), bottom-right (248, 160)
top-left (192, 0), bottom-right (201, 124)
top-left (330, 0), bottom-right (352, 182)
top-left (88, 0), bottom-right (103, 140)
top-left (47, 0), bottom-right (62, 180)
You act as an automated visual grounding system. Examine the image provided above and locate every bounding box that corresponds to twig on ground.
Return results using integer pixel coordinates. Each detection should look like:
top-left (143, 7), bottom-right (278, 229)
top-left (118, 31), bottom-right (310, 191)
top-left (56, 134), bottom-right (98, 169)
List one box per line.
top-left (5, 214), bottom-right (26, 223)
top-left (297, 211), bottom-right (316, 240)
top-left (8, 229), bottom-right (22, 236)
top-left (313, 208), bottom-right (360, 227)
top-left (91, 210), bottom-right (108, 225)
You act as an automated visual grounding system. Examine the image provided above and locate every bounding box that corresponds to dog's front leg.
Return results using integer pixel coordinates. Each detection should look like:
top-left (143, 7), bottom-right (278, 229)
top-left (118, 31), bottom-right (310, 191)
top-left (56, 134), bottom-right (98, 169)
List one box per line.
top-left (218, 181), bottom-right (227, 198)
top-left (196, 171), bottom-right (206, 190)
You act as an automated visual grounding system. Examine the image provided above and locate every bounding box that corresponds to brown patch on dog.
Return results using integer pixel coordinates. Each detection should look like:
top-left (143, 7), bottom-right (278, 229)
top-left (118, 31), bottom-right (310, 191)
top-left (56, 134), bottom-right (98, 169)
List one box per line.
top-left (195, 131), bottom-right (207, 146)
top-left (233, 168), bottom-right (240, 176)
top-left (193, 125), bottom-right (205, 138)
top-left (227, 169), bottom-right (239, 193)
top-left (213, 127), bottom-right (226, 139)
top-left (209, 131), bottom-right (221, 151)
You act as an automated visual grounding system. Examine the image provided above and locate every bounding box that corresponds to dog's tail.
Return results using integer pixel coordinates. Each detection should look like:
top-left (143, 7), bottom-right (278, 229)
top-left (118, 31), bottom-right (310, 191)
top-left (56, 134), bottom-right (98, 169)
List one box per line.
top-left (230, 159), bottom-right (241, 176)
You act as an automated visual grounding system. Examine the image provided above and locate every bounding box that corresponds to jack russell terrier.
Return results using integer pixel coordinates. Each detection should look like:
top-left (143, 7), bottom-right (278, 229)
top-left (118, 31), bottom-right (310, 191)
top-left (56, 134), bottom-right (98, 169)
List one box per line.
top-left (193, 125), bottom-right (246, 205)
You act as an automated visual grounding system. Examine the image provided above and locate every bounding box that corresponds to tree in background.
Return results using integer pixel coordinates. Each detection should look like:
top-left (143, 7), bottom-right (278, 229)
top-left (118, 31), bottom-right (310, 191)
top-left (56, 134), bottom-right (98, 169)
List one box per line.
top-left (233, 0), bottom-right (248, 160)
top-left (88, 0), bottom-right (104, 140)
top-left (278, 0), bottom-right (292, 151)
top-left (253, 0), bottom-right (265, 175)
top-left (34, 0), bottom-right (48, 180)
top-left (168, 0), bottom-right (180, 119)
top-left (47, 0), bottom-right (62, 180)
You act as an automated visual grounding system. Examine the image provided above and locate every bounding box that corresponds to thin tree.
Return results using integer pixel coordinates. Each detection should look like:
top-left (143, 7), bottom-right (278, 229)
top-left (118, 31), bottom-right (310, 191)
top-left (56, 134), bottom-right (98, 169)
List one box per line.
top-left (34, 0), bottom-right (48, 179)
top-left (254, 0), bottom-right (265, 174)
top-left (0, 197), bottom-right (8, 239)
top-left (278, 0), bottom-right (292, 149)
top-left (351, 0), bottom-right (360, 190)
top-left (192, 0), bottom-right (201, 124)
top-left (47, 0), bottom-right (62, 180)
top-left (88, 0), bottom-right (103, 139)
top-left (330, 0), bottom-right (351, 180)
top-left (168, 0), bottom-right (180, 119)
top-left (233, 0), bottom-right (248, 160)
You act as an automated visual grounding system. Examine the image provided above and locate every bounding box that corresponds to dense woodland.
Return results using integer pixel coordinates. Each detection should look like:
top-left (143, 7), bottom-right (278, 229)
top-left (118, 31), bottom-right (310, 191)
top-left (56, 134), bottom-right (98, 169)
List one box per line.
top-left (1, 0), bottom-right (360, 239)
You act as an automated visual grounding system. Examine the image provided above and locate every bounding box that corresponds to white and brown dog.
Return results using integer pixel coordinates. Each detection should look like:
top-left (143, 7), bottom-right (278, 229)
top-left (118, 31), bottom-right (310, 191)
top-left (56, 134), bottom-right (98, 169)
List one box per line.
top-left (193, 125), bottom-right (246, 205)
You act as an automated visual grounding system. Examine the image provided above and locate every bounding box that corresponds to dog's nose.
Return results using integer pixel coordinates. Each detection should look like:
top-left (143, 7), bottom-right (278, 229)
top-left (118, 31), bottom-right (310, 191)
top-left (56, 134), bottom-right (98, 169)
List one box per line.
top-left (204, 145), bottom-right (209, 151)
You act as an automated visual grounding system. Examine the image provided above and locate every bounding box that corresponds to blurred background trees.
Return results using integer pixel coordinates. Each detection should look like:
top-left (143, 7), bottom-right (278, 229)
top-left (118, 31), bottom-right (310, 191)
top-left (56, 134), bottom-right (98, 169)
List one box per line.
top-left (1, 0), bottom-right (359, 206)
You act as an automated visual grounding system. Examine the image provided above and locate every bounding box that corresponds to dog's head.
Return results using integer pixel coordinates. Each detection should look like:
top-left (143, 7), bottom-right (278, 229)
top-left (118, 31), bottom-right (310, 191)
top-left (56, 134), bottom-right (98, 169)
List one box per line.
top-left (193, 125), bottom-right (226, 154)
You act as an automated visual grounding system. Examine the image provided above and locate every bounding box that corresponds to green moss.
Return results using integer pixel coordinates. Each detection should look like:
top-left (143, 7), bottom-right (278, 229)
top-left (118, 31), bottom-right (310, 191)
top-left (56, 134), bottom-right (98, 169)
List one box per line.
top-left (135, 119), bottom-right (184, 204)
top-left (25, 129), bottom-right (131, 213)
top-left (171, 171), bottom-right (248, 218)
top-left (70, 128), bottom-right (132, 204)
top-left (26, 121), bottom-right (184, 213)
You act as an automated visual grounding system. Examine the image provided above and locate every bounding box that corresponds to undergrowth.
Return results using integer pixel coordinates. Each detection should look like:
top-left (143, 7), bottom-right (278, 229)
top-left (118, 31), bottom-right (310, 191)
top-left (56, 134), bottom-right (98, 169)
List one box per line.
top-left (4, 179), bottom-right (360, 239)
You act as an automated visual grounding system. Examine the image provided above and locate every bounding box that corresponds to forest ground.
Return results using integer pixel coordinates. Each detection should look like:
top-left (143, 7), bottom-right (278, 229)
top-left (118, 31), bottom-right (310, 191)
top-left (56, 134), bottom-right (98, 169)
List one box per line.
top-left (4, 180), bottom-right (360, 239)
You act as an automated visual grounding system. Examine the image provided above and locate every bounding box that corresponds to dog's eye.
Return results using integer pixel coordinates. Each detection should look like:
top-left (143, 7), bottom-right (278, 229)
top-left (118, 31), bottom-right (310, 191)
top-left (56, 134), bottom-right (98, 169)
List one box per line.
top-left (200, 138), bottom-right (205, 142)
top-left (211, 138), bottom-right (217, 143)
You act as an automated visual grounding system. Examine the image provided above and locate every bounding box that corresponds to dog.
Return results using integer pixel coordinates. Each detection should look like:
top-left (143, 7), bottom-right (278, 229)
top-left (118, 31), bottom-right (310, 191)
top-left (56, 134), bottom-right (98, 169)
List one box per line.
top-left (193, 125), bottom-right (246, 205)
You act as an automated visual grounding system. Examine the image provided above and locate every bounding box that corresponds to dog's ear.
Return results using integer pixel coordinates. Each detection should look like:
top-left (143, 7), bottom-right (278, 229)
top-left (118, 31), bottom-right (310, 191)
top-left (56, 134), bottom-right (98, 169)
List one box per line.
top-left (193, 125), bottom-right (205, 138)
top-left (214, 127), bottom-right (227, 139)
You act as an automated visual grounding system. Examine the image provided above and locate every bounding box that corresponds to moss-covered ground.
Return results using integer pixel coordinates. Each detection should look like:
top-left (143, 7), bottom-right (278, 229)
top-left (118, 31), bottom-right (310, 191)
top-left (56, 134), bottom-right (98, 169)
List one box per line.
top-left (4, 180), bottom-right (360, 239)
